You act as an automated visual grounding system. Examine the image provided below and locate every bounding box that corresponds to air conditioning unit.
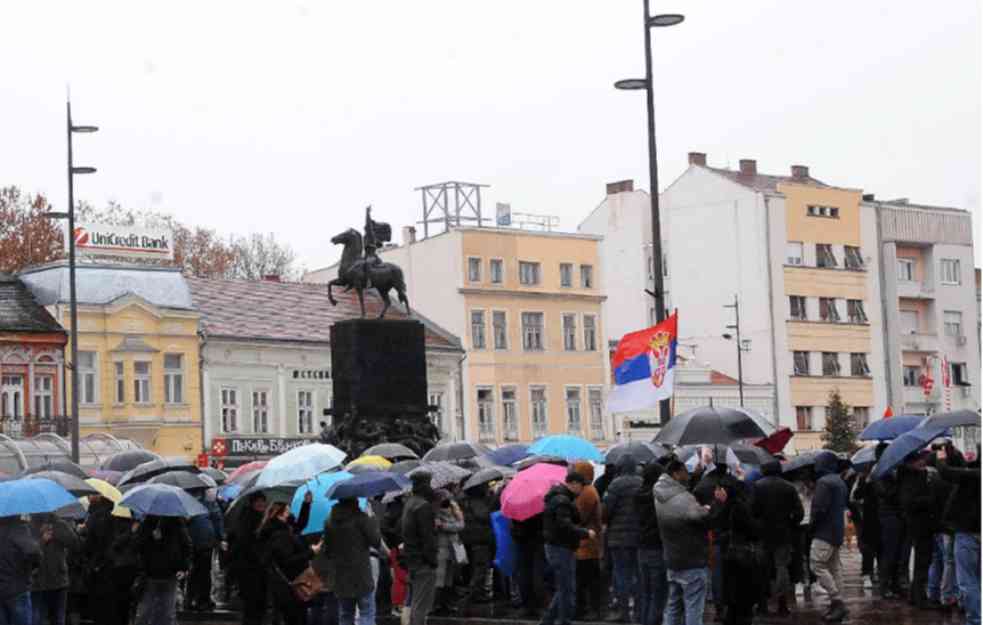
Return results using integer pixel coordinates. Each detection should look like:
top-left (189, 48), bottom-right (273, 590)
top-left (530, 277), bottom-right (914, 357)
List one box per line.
top-left (957, 335), bottom-right (968, 346)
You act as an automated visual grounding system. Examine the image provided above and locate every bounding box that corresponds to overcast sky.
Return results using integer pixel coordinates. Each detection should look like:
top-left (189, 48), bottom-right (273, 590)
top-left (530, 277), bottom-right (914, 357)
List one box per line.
top-left (1, 1), bottom-right (979, 271)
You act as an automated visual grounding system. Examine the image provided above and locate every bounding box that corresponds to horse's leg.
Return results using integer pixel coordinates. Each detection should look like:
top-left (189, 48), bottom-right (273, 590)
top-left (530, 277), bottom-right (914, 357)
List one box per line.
top-left (378, 288), bottom-right (391, 319)
top-left (327, 278), bottom-right (337, 305)
top-left (398, 287), bottom-right (410, 316)
top-left (357, 287), bottom-right (366, 318)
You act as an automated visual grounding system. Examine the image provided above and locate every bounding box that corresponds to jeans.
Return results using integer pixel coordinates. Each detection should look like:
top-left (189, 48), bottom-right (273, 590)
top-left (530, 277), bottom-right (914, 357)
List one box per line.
top-left (339, 592), bottom-right (375, 625)
top-left (710, 542), bottom-right (723, 605)
top-left (542, 544), bottom-right (576, 625)
top-left (609, 546), bottom-right (639, 614)
top-left (135, 578), bottom-right (179, 625)
top-left (954, 533), bottom-right (981, 625)
top-left (0, 591), bottom-right (31, 625)
top-left (928, 534), bottom-right (957, 604)
top-left (575, 559), bottom-right (601, 616)
top-left (408, 566), bottom-right (436, 625)
top-left (637, 548), bottom-right (667, 625)
top-left (308, 592), bottom-right (339, 625)
top-left (31, 588), bottom-right (67, 625)
top-left (664, 567), bottom-right (708, 625)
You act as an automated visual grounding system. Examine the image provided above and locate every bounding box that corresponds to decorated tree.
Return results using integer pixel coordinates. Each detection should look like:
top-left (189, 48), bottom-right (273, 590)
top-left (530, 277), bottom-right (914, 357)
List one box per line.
top-left (822, 389), bottom-right (859, 453)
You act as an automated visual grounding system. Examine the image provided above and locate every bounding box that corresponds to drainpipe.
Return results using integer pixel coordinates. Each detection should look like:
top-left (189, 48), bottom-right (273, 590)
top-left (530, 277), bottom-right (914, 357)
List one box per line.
top-left (762, 195), bottom-right (782, 427)
top-left (874, 202), bottom-right (894, 411)
top-left (456, 353), bottom-right (467, 442)
top-left (198, 328), bottom-right (207, 454)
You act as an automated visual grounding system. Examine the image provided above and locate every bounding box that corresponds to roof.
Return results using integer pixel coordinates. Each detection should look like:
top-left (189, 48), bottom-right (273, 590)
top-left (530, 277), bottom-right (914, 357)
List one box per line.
top-left (0, 273), bottom-right (66, 334)
top-left (187, 277), bottom-right (462, 351)
top-left (705, 166), bottom-right (828, 193)
top-left (19, 262), bottom-right (195, 310)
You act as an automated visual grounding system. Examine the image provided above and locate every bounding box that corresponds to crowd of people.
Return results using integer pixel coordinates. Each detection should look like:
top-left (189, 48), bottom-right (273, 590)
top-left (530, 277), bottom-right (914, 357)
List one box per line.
top-left (0, 440), bottom-right (979, 625)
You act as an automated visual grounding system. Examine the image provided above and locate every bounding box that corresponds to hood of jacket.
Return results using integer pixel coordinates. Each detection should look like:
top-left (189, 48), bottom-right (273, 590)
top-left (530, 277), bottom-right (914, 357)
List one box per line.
top-left (573, 461), bottom-right (595, 484)
top-left (545, 483), bottom-right (575, 507)
top-left (616, 455), bottom-right (637, 476)
top-left (815, 451), bottom-right (840, 478)
top-left (761, 460), bottom-right (782, 476)
top-left (653, 472), bottom-right (688, 505)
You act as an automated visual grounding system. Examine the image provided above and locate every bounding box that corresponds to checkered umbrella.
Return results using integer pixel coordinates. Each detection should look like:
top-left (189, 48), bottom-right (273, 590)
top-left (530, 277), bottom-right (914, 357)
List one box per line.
top-left (407, 461), bottom-right (471, 489)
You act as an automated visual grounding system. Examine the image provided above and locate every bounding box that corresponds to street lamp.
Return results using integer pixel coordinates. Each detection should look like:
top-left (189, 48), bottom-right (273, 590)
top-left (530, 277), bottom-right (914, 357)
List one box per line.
top-left (47, 100), bottom-right (98, 463)
top-left (615, 2), bottom-right (683, 425)
top-left (722, 294), bottom-right (749, 407)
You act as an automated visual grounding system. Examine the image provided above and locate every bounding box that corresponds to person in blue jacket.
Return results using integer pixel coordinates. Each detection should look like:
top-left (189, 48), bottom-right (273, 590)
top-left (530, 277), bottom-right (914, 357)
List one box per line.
top-left (809, 451), bottom-right (849, 623)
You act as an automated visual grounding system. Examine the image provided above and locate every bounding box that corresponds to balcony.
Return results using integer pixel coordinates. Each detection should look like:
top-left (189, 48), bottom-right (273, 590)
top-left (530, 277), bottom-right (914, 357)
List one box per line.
top-left (899, 332), bottom-right (939, 353)
top-left (903, 386), bottom-right (937, 409)
top-left (897, 280), bottom-right (934, 300)
top-left (0, 416), bottom-right (71, 438)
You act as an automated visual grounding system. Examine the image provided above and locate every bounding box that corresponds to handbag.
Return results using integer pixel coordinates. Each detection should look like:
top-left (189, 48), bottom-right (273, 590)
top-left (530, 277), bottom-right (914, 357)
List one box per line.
top-left (276, 564), bottom-right (323, 603)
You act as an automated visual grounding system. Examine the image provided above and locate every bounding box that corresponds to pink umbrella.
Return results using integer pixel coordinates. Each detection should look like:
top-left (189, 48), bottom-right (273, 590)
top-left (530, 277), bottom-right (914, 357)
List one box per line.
top-left (500, 462), bottom-right (567, 521)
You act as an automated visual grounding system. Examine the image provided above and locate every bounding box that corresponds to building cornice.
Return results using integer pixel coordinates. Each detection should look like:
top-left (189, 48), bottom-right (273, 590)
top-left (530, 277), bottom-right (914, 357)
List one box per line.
top-left (458, 287), bottom-right (606, 302)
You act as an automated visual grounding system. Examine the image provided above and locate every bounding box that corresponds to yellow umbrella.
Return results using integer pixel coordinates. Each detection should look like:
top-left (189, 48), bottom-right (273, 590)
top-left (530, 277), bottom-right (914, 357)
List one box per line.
top-left (84, 478), bottom-right (131, 518)
top-left (347, 455), bottom-right (392, 470)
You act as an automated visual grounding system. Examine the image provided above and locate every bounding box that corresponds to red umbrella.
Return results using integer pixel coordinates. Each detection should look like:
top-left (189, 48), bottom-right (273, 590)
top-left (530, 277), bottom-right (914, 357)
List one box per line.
top-left (501, 463), bottom-right (567, 522)
top-left (754, 427), bottom-right (793, 454)
top-left (227, 461), bottom-right (268, 484)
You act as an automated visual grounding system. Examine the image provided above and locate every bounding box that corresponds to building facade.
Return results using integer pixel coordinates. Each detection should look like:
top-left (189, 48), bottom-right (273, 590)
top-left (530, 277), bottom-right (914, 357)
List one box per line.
top-left (20, 262), bottom-right (202, 458)
top-left (305, 226), bottom-right (610, 444)
top-left (188, 277), bottom-right (463, 464)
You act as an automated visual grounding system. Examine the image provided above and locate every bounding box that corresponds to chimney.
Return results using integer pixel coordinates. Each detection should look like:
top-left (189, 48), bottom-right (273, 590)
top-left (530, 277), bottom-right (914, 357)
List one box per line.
top-left (790, 164), bottom-right (809, 180)
top-left (862, 193), bottom-right (875, 202)
top-left (606, 180), bottom-right (634, 195)
top-left (688, 152), bottom-right (707, 166)
top-left (738, 159), bottom-right (757, 176)
top-left (402, 225), bottom-right (416, 245)
top-left (263, 274), bottom-right (281, 283)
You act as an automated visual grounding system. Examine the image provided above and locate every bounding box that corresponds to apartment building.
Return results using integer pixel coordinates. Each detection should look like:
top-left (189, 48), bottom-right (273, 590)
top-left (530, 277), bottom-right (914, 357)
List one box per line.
top-left (304, 226), bottom-right (610, 444)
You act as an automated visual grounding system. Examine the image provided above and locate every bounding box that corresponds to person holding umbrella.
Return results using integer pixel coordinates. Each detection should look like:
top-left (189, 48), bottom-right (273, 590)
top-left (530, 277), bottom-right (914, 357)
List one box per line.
top-left (0, 513), bottom-right (41, 623)
top-left (258, 501), bottom-right (320, 625)
top-left (230, 492), bottom-right (269, 625)
top-left (29, 512), bottom-right (80, 625)
top-left (134, 515), bottom-right (192, 625)
top-left (752, 460), bottom-right (804, 616)
top-left (401, 471), bottom-right (438, 625)
top-left (323, 497), bottom-right (382, 625)
top-left (873, 442), bottom-right (907, 599)
top-left (458, 481), bottom-right (495, 610)
top-left (541, 470), bottom-right (595, 625)
top-left (936, 443), bottom-right (981, 625)
top-left (187, 487), bottom-right (225, 612)
top-left (82, 491), bottom-right (121, 624)
top-left (808, 451), bottom-right (849, 622)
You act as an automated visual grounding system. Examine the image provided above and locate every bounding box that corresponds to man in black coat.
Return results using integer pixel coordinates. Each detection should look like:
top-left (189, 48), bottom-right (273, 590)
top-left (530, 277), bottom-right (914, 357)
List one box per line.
top-left (0, 515), bottom-right (41, 624)
top-left (602, 455), bottom-right (643, 623)
top-left (402, 471), bottom-right (438, 625)
top-left (459, 484), bottom-right (495, 606)
top-left (937, 444), bottom-right (980, 625)
top-left (897, 452), bottom-right (937, 608)
top-left (753, 460), bottom-right (804, 616)
top-left (541, 470), bottom-right (594, 625)
top-left (229, 492), bottom-right (268, 625)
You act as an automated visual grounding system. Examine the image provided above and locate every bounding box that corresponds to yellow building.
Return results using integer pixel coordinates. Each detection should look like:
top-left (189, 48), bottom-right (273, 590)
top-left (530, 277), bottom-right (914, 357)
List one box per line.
top-left (20, 262), bottom-right (202, 459)
top-left (305, 226), bottom-right (610, 444)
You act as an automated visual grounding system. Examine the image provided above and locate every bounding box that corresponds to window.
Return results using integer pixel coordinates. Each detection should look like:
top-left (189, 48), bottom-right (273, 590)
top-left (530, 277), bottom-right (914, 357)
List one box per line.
top-left (519, 261), bottom-right (541, 285)
top-left (944, 311), bottom-right (963, 337)
top-left (467, 257), bottom-right (482, 282)
top-left (133, 361), bottom-right (151, 403)
top-left (521, 312), bottom-right (545, 351)
top-left (298, 390), bottom-right (313, 434)
top-left (164, 354), bottom-right (184, 404)
top-left (853, 407), bottom-right (870, 429)
top-left (903, 366), bottom-right (920, 387)
top-left (847, 299), bottom-right (868, 324)
top-left (114, 362), bottom-right (125, 403)
top-left (822, 352), bottom-right (841, 376)
top-left (816, 244), bottom-right (837, 268)
top-left (493, 311), bottom-right (508, 350)
top-left (33, 375), bottom-right (52, 418)
top-left (789, 296), bottom-right (807, 321)
top-left (221, 388), bottom-right (239, 432)
top-left (819, 298), bottom-right (840, 322)
top-left (580, 264), bottom-right (594, 288)
top-left (951, 362), bottom-right (969, 386)
top-left (78, 351), bottom-right (97, 404)
top-left (940, 259), bottom-right (961, 285)
top-left (565, 387), bottom-right (582, 433)
top-left (796, 406), bottom-right (814, 431)
top-left (844, 246), bottom-right (864, 270)
top-left (559, 263), bottom-right (573, 288)
top-left (430, 392), bottom-right (445, 435)
top-left (471, 311), bottom-right (486, 349)
top-left (850, 353), bottom-right (871, 377)
top-left (489, 259), bottom-right (503, 284)
top-left (897, 258), bottom-right (915, 281)
top-left (530, 386), bottom-right (548, 437)
top-left (562, 314), bottom-right (577, 351)
top-left (807, 205), bottom-right (839, 218)
top-left (252, 390), bottom-right (269, 434)
top-left (786, 242), bottom-right (804, 266)
top-left (793, 351), bottom-right (810, 376)
top-left (900, 310), bottom-right (919, 334)
top-left (502, 387), bottom-right (518, 441)
top-left (588, 388), bottom-right (604, 440)
top-left (477, 388), bottom-right (495, 440)
top-left (583, 315), bottom-right (597, 351)
top-left (1, 376), bottom-right (23, 419)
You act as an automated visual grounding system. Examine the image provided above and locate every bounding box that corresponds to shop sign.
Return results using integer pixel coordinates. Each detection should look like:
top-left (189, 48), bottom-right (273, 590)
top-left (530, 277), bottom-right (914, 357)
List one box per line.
top-left (71, 222), bottom-right (174, 260)
top-left (292, 369), bottom-right (331, 381)
top-left (214, 436), bottom-right (313, 457)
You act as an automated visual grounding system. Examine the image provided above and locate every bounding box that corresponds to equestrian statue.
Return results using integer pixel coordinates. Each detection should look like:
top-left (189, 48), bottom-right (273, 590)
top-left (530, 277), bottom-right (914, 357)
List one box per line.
top-left (327, 206), bottom-right (410, 318)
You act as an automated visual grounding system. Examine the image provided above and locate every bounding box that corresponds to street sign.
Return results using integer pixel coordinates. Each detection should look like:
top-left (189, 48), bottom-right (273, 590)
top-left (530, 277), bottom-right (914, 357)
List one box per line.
top-left (211, 438), bottom-right (228, 457)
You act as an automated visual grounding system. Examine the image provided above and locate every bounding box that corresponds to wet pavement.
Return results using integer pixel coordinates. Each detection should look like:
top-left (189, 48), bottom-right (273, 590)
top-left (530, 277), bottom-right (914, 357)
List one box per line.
top-left (179, 545), bottom-right (966, 624)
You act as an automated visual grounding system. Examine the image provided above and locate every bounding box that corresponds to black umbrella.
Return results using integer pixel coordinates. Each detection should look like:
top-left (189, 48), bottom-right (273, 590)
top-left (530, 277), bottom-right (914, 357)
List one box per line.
top-left (25, 471), bottom-right (99, 497)
top-left (463, 466), bottom-right (516, 491)
top-left (362, 443), bottom-right (420, 461)
top-left (200, 467), bottom-right (228, 485)
top-left (20, 461), bottom-right (89, 480)
top-left (513, 454), bottom-right (567, 472)
top-left (653, 406), bottom-right (769, 446)
top-left (149, 471), bottom-right (213, 492)
top-left (782, 450), bottom-right (825, 475)
top-left (101, 449), bottom-right (161, 472)
top-left (919, 409), bottom-right (981, 432)
top-left (606, 441), bottom-right (670, 466)
top-left (422, 441), bottom-right (491, 463)
top-left (390, 459), bottom-right (422, 475)
top-left (728, 443), bottom-right (775, 466)
top-left (118, 458), bottom-right (199, 487)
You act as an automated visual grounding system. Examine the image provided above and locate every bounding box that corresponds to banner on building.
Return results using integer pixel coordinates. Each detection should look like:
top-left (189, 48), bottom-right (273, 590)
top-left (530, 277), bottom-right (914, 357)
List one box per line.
top-left (607, 312), bottom-right (678, 413)
top-left (70, 223), bottom-right (174, 260)
top-left (212, 437), bottom-right (313, 457)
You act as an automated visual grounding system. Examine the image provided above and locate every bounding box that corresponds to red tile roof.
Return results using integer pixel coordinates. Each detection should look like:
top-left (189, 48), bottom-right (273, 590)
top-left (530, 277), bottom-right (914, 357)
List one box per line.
top-left (710, 370), bottom-right (739, 385)
top-left (186, 277), bottom-right (461, 350)
top-left (706, 166), bottom-right (828, 193)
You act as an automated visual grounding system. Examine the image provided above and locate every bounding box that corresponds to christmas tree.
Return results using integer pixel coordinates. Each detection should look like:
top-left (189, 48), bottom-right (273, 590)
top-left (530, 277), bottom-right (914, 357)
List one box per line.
top-left (822, 389), bottom-right (859, 453)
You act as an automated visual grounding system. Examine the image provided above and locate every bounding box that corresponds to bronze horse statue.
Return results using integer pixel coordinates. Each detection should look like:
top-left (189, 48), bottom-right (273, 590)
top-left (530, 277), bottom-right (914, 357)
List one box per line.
top-left (327, 228), bottom-right (410, 318)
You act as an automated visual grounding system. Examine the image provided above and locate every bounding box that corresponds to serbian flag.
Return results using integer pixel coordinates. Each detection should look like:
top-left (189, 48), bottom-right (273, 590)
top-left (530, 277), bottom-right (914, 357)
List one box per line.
top-left (607, 312), bottom-right (678, 413)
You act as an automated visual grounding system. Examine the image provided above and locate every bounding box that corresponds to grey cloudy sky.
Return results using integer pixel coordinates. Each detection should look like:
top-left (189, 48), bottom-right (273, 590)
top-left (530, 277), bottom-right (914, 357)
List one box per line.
top-left (1, 1), bottom-right (979, 271)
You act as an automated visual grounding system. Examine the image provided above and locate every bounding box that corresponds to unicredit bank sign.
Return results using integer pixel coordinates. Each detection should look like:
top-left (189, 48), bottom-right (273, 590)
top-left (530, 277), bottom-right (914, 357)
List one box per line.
top-left (72, 223), bottom-right (174, 260)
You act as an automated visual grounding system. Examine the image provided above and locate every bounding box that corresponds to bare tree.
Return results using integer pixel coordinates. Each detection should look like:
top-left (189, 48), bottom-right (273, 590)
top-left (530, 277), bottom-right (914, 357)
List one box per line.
top-left (230, 232), bottom-right (297, 280)
top-left (0, 187), bottom-right (64, 273)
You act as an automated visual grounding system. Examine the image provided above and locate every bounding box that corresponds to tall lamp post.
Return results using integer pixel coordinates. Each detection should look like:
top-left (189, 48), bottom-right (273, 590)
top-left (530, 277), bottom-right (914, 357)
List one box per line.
top-left (615, 2), bottom-right (683, 425)
top-left (722, 293), bottom-right (750, 407)
top-left (47, 100), bottom-right (97, 463)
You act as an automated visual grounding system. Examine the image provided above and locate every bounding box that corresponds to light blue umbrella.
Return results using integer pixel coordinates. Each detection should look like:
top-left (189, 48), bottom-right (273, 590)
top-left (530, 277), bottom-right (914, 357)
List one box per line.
top-left (871, 425), bottom-right (948, 480)
top-left (0, 478), bottom-right (77, 517)
top-left (120, 483), bottom-right (208, 518)
top-left (528, 434), bottom-right (604, 463)
top-left (290, 472), bottom-right (365, 535)
top-left (256, 443), bottom-right (347, 489)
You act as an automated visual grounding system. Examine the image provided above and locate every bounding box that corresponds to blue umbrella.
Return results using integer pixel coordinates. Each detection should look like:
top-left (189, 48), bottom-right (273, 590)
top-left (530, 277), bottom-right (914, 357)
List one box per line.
top-left (871, 425), bottom-right (948, 480)
top-left (325, 471), bottom-right (410, 501)
top-left (920, 410), bottom-right (980, 431)
top-left (256, 444), bottom-right (347, 489)
top-left (528, 435), bottom-right (603, 463)
top-left (217, 482), bottom-right (243, 501)
top-left (851, 446), bottom-right (877, 471)
top-left (290, 472), bottom-right (365, 535)
top-left (120, 483), bottom-right (209, 518)
top-left (486, 444), bottom-right (531, 467)
top-left (0, 478), bottom-right (77, 517)
top-left (859, 415), bottom-right (924, 441)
